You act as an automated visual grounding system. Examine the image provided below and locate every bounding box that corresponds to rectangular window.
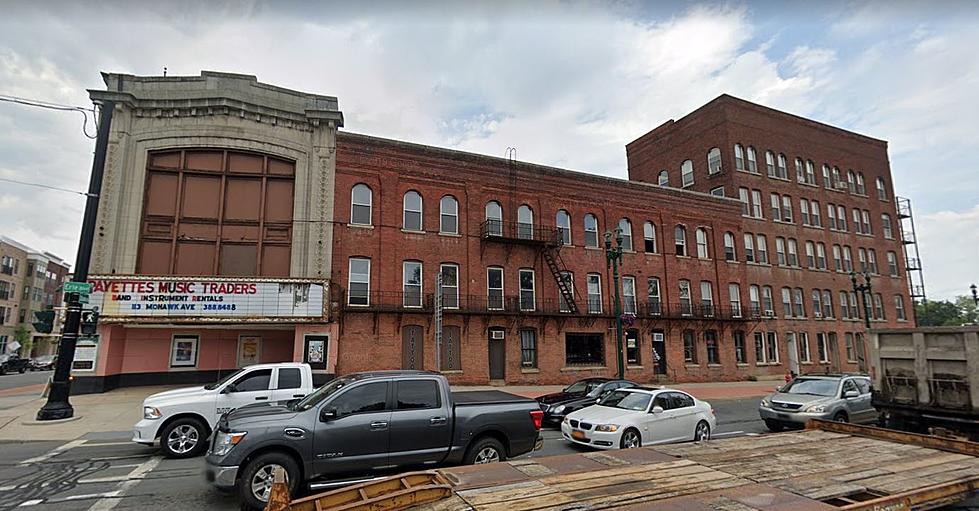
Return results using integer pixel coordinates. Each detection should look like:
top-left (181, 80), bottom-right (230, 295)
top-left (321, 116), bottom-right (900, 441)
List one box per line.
top-left (817, 243), bottom-right (827, 270)
top-left (895, 295), bottom-right (906, 320)
top-left (626, 330), bottom-right (641, 365)
top-left (754, 332), bottom-right (766, 364)
top-left (782, 195), bottom-right (794, 223)
top-left (683, 330), bottom-right (698, 364)
top-left (838, 206), bottom-right (847, 231)
top-left (487, 267), bottom-right (504, 310)
top-left (749, 285), bottom-right (761, 316)
top-left (751, 190), bottom-right (763, 218)
top-left (800, 199), bottom-right (810, 225)
top-left (812, 289), bottom-right (823, 317)
top-left (853, 209), bottom-right (862, 234)
top-left (788, 239), bottom-right (799, 267)
top-left (798, 332), bottom-right (811, 363)
top-left (679, 280), bottom-right (692, 316)
top-left (520, 330), bottom-right (537, 368)
top-left (794, 288), bottom-right (805, 317)
top-left (827, 204), bottom-right (837, 230)
top-left (874, 293), bottom-right (885, 320)
top-left (782, 287), bottom-right (793, 317)
top-left (806, 161), bottom-right (816, 185)
top-left (811, 201), bottom-right (822, 227)
top-left (806, 241), bottom-right (816, 268)
top-left (729, 283), bottom-right (742, 318)
top-left (770, 193), bottom-right (781, 220)
top-left (868, 250), bottom-right (878, 274)
top-left (170, 334), bottom-right (200, 367)
top-left (739, 188), bottom-right (750, 216)
top-left (278, 368), bottom-right (302, 390)
top-left (776, 237), bottom-right (787, 266)
top-left (565, 333), bottom-right (604, 366)
top-left (823, 290), bottom-right (834, 318)
top-left (766, 151), bottom-right (776, 176)
top-left (700, 281), bottom-right (714, 316)
top-left (735, 145), bottom-right (745, 170)
top-left (681, 160), bottom-right (694, 187)
top-left (734, 331), bottom-right (747, 364)
top-left (817, 333), bottom-right (830, 363)
top-left (440, 264), bottom-right (459, 309)
top-left (622, 276), bottom-right (637, 314)
top-left (795, 158), bottom-right (805, 182)
top-left (777, 154), bottom-right (788, 179)
top-left (747, 147), bottom-right (758, 172)
top-left (744, 234), bottom-right (755, 263)
top-left (519, 269), bottom-right (535, 311)
top-left (888, 252), bottom-right (899, 276)
top-left (710, 186), bottom-right (725, 197)
top-left (822, 165), bottom-right (832, 188)
top-left (840, 291), bottom-right (850, 319)
top-left (763, 286), bottom-right (774, 315)
top-left (587, 274), bottom-right (602, 313)
top-left (403, 261), bottom-right (423, 307)
top-left (883, 215), bottom-right (893, 239)
top-left (862, 210), bottom-right (872, 235)
top-left (396, 380), bottom-right (440, 410)
top-left (766, 332), bottom-right (779, 364)
top-left (845, 333), bottom-right (856, 362)
top-left (647, 277), bottom-right (661, 315)
top-left (705, 331), bottom-right (719, 364)
top-left (756, 235), bottom-right (768, 264)
top-left (843, 246), bottom-right (853, 272)
top-left (348, 258), bottom-right (371, 306)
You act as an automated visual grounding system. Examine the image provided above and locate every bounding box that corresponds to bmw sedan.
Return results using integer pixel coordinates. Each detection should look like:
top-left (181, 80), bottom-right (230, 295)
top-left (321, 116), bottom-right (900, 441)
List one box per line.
top-left (536, 378), bottom-right (638, 427)
top-left (561, 387), bottom-right (716, 449)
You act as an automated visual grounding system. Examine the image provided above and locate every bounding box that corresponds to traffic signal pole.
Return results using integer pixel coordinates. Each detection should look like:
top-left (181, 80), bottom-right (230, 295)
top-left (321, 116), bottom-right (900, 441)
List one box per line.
top-left (37, 100), bottom-right (114, 421)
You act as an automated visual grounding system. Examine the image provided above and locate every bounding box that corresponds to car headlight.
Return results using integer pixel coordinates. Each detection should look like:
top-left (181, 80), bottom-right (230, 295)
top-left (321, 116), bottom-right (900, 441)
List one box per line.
top-left (760, 398), bottom-right (771, 408)
top-left (143, 406), bottom-right (162, 420)
top-left (553, 405), bottom-right (566, 414)
top-left (806, 404), bottom-right (827, 413)
top-left (595, 424), bottom-right (619, 432)
top-left (211, 431), bottom-right (247, 456)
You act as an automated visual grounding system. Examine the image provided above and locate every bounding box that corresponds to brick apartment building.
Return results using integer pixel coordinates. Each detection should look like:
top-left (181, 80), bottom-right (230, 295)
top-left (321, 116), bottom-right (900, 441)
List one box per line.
top-left (0, 236), bottom-right (70, 357)
top-left (72, 71), bottom-right (913, 392)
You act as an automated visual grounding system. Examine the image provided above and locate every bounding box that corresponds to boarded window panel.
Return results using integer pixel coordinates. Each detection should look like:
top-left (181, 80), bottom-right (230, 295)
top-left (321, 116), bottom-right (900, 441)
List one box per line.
top-left (228, 153), bottom-right (264, 174)
top-left (175, 242), bottom-right (216, 275)
top-left (138, 240), bottom-right (173, 274)
top-left (265, 179), bottom-right (294, 222)
top-left (224, 178), bottom-right (262, 221)
top-left (268, 158), bottom-right (295, 176)
top-left (150, 151), bottom-right (181, 169)
top-left (221, 224), bottom-right (260, 242)
top-left (181, 176), bottom-right (221, 219)
top-left (261, 245), bottom-right (290, 276)
top-left (220, 244), bottom-right (257, 276)
top-left (145, 172), bottom-right (179, 217)
top-left (177, 222), bottom-right (218, 241)
top-left (184, 151), bottom-right (223, 172)
top-left (441, 325), bottom-right (462, 371)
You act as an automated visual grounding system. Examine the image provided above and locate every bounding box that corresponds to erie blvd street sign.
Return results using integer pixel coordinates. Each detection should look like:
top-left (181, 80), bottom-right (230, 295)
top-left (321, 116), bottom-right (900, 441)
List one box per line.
top-left (64, 282), bottom-right (93, 295)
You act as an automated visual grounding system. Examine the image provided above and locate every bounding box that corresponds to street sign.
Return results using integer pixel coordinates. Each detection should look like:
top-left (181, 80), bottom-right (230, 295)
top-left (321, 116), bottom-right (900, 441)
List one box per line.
top-left (78, 294), bottom-right (89, 304)
top-left (64, 282), bottom-right (92, 295)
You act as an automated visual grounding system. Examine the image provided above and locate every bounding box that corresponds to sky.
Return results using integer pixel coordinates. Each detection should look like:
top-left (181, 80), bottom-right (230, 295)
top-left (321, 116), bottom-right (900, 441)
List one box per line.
top-left (0, 0), bottom-right (976, 300)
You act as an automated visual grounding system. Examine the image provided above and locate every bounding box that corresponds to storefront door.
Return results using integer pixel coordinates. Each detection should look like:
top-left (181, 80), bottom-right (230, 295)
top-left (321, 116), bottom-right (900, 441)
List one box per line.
top-left (238, 335), bottom-right (262, 367)
top-left (652, 331), bottom-right (667, 375)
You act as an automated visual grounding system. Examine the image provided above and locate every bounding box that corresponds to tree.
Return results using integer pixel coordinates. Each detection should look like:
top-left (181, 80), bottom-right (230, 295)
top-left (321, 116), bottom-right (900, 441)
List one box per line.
top-left (956, 295), bottom-right (979, 325)
top-left (13, 325), bottom-right (31, 355)
top-left (915, 300), bottom-right (963, 326)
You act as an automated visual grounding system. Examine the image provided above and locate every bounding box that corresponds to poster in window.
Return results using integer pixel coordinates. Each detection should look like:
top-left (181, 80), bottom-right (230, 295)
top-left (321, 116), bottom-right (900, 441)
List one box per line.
top-left (171, 335), bottom-right (199, 367)
top-left (307, 340), bottom-right (324, 363)
top-left (238, 336), bottom-right (262, 367)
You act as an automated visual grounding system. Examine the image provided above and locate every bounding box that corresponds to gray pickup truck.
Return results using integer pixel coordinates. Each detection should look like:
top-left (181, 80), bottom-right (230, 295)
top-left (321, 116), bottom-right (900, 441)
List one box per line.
top-left (204, 370), bottom-right (544, 509)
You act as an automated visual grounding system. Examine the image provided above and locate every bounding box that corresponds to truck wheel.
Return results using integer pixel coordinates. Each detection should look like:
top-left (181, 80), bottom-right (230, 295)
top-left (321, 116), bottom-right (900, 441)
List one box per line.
top-left (238, 452), bottom-right (299, 510)
top-left (764, 420), bottom-right (784, 432)
top-left (160, 417), bottom-right (207, 458)
top-left (465, 437), bottom-right (506, 464)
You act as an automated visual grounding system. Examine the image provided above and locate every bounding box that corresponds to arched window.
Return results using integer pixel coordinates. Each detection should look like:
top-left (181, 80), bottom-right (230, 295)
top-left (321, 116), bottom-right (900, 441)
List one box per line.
top-left (856, 172), bottom-right (866, 195)
top-left (556, 209), bottom-right (571, 245)
top-left (707, 147), bottom-right (722, 174)
top-left (765, 151), bottom-right (776, 176)
top-left (734, 144), bottom-right (744, 170)
top-left (681, 160), bottom-right (694, 186)
top-left (440, 195), bottom-right (459, 234)
top-left (777, 153), bottom-right (788, 179)
top-left (847, 170), bottom-right (857, 193)
top-left (350, 183), bottom-right (372, 225)
top-left (643, 222), bottom-right (657, 253)
top-left (657, 170), bottom-right (669, 186)
top-left (517, 204), bottom-right (534, 239)
top-left (723, 232), bottom-right (736, 261)
top-left (403, 191), bottom-right (423, 231)
top-left (695, 228), bottom-right (709, 259)
top-left (746, 146), bottom-right (758, 173)
top-left (618, 218), bottom-right (633, 251)
top-left (584, 213), bottom-right (599, 247)
top-left (484, 201), bottom-right (502, 236)
top-left (674, 225), bottom-right (687, 256)
top-left (876, 177), bottom-right (887, 201)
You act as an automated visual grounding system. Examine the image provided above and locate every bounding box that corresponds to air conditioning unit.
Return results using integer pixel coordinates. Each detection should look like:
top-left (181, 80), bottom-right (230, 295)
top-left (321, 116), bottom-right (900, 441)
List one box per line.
top-left (764, 311), bottom-right (776, 318)
top-left (836, 182), bottom-right (848, 190)
top-left (490, 330), bottom-right (505, 340)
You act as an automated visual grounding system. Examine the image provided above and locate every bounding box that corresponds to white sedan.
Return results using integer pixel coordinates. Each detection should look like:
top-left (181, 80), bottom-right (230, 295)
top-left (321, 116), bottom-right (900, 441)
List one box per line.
top-left (561, 387), bottom-right (716, 449)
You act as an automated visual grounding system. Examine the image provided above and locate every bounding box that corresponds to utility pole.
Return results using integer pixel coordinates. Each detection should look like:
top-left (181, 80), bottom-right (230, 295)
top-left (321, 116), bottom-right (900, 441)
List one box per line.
top-left (604, 228), bottom-right (625, 379)
top-left (37, 100), bottom-right (114, 421)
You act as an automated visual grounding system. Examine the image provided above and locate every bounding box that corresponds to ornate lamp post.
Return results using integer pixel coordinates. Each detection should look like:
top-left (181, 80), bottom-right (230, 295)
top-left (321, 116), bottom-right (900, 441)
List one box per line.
top-left (850, 271), bottom-right (874, 330)
top-left (605, 228), bottom-right (626, 379)
top-left (971, 284), bottom-right (978, 307)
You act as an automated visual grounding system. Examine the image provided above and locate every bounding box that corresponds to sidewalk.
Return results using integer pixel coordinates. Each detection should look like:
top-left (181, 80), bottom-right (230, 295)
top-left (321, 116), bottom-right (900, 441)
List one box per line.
top-left (455, 380), bottom-right (778, 401)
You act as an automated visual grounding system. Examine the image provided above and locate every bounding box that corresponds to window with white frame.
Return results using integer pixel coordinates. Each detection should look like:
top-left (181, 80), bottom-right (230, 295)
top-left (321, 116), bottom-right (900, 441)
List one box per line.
top-left (619, 218), bottom-right (633, 251)
top-left (876, 177), bottom-right (887, 201)
top-left (840, 291), bottom-right (850, 319)
top-left (777, 153), bottom-right (788, 179)
top-left (818, 333), bottom-right (830, 363)
top-left (643, 222), bottom-right (657, 253)
top-left (811, 200), bottom-right (822, 227)
top-left (675, 225), bottom-right (687, 256)
top-left (781, 287), bottom-right (793, 317)
top-left (749, 285), bottom-right (761, 314)
top-left (681, 159), bottom-right (694, 187)
top-left (519, 269), bottom-right (536, 311)
top-left (729, 283), bottom-right (742, 317)
top-left (763, 286), bottom-right (774, 315)
top-left (440, 195), bottom-right (459, 234)
top-left (708, 147), bottom-right (722, 174)
top-left (795, 158), bottom-right (805, 182)
top-left (744, 233), bottom-right (755, 263)
top-left (827, 204), bottom-right (837, 230)
top-left (850, 291), bottom-right (861, 319)
top-left (487, 267), bottom-right (504, 310)
top-left (403, 191), bottom-right (423, 231)
top-left (887, 251), bottom-right (899, 276)
top-left (874, 293), bottom-right (885, 320)
top-left (812, 289), bottom-right (823, 317)
top-left (776, 237), bottom-right (787, 266)
top-left (485, 201), bottom-right (503, 236)
top-left (800, 199), bottom-right (810, 225)
top-left (751, 189), bottom-right (763, 218)
top-left (822, 290), bottom-right (833, 318)
top-left (734, 331), bottom-right (747, 363)
top-left (739, 188), bottom-right (750, 216)
top-left (805, 241), bottom-right (816, 268)
top-left (403, 261), bottom-right (423, 307)
top-left (765, 150), bottom-right (776, 176)
top-left (856, 172), bottom-right (866, 195)
top-left (440, 263), bottom-right (459, 309)
top-left (781, 195), bottom-right (794, 223)
top-left (756, 234), bottom-right (768, 264)
top-left (747, 146), bottom-right (758, 172)
top-left (710, 186), bottom-right (725, 197)
top-left (683, 330), bottom-right (698, 364)
top-left (696, 228), bottom-right (709, 259)
top-left (647, 277), bottom-right (661, 315)
top-left (882, 214), bottom-right (893, 239)
top-left (679, 280), bottom-right (692, 315)
top-left (852, 209), bottom-right (862, 233)
top-left (798, 332), bottom-right (812, 363)
top-left (755, 332), bottom-right (766, 363)
top-left (700, 281), bottom-right (714, 316)
top-left (845, 333), bottom-right (857, 362)
top-left (584, 213), bottom-right (599, 247)
top-left (847, 170), bottom-right (857, 193)
top-left (843, 245), bottom-right (853, 272)
top-left (895, 295), bottom-right (906, 320)
top-left (817, 242), bottom-right (827, 270)
top-left (868, 249), bottom-right (878, 274)
top-left (351, 183), bottom-right (373, 225)
top-left (805, 161), bottom-right (816, 184)
top-left (347, 257), bottom-right (371, 306)
top-left (556, 209), bottom-right (572, 245)
top-left (734, 144), bottom-right (745, 170)
top-left (587, 273), bottom-right (602, 313)
top-left (517, 205), bottom-right (534, 239)
top-left (622, 276), bottom-right (637, 314)
top-left (766, 332), bottom-right (779, 364)
top-left (794, 288), bottom-right (805, 317)
top-left (837, 205), bottom-right (847, 231)
top-left (862, 210), bottom-right (872, 235)
top-left (788, 238), bottom-right (799, 266)
top-left (832, 166), bottom-right (842, 188)
top-left (658, 170), bottom-right (669, 186)
top-left (858, 248), bottom-right (867, 272)
top-left (822, 164), bottom-right (832, 188)
top-left (770, 193), bottom-right (781, 220)
top-left (723, 232), bottom-right (736, 261)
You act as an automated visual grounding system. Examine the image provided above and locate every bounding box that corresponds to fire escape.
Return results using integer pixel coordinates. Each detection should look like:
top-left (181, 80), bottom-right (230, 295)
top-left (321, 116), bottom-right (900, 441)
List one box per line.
top-left (896, 196), bottom-right (926, 303)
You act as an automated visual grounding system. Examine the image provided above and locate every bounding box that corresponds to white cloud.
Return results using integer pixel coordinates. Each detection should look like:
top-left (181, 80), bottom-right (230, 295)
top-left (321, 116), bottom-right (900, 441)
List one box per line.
top-left (916, 204), bottom-right (979, 301)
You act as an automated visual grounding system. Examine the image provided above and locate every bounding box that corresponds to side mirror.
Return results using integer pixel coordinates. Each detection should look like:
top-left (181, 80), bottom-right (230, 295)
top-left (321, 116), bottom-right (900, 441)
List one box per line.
top-left (651, 406), bottom-right (664, 414)
top-left (843, 390), bottom-right (858, 399)
top-left (320, 407), bottom-right (338, 422)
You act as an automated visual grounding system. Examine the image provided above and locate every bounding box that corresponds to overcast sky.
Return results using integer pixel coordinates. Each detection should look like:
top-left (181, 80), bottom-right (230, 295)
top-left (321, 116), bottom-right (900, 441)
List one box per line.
top-left (1, 0), bottom-right (976, 300)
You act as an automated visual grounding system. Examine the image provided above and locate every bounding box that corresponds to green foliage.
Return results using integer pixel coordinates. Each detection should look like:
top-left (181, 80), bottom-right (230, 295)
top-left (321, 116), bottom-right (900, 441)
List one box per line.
top-left (914, 296), bottom-right (978, 326)
top-left (13, 325), bottom-right (32, 354)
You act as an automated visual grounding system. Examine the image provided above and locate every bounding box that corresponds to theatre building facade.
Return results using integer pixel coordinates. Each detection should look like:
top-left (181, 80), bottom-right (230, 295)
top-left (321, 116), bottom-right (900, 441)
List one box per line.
top-left (74, 72), bottom-right (343, 392)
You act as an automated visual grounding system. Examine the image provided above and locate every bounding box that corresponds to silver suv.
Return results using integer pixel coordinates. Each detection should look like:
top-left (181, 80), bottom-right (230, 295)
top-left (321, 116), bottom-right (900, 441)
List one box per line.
top-left (758, 374), bottom-right (876, 431)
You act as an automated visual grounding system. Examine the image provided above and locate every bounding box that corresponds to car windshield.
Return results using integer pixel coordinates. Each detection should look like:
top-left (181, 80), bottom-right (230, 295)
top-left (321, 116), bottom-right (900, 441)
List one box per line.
top-left (781, 378), bottom-right (839, 397)
top-left (203, 368), bottom-right (248, 390)
top-left (598, 390), bottom-right (651, 411)
top-left (289, 377), bottom-right (352, 411)
top-left (564, 380), bottom-right (604, 394)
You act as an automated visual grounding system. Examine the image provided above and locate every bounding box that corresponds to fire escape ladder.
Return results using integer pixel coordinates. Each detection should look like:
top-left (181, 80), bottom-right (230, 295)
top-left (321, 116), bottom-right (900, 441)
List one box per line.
top-left (543, 246), bottom-right (580, 314)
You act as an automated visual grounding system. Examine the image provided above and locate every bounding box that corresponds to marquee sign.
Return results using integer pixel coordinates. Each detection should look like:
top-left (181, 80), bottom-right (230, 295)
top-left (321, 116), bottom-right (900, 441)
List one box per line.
top-left (87, 276), bottom-right (326, 320)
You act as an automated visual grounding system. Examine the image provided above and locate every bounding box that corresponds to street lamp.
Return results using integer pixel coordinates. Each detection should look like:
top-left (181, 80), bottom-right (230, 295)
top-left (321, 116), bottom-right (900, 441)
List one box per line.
top-left (971, 284), bottom-right (978, 307)
top-left (850, 271), bottom-right (874, 330)
top-left (605, 228), bottom-right (626, 379)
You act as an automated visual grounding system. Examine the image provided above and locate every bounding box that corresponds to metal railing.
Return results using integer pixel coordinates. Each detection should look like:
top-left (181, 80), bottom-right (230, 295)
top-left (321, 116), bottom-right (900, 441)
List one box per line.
top-left (479, 220), bottom-right (562, 246)
top-left (0, 265), bottom-right (14, 276)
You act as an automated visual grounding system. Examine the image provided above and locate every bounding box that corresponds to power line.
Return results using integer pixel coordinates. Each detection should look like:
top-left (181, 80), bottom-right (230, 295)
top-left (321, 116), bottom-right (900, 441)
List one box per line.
top-left (0, 176), bottom-right (93, 197)
top-left (0, 94), bottom-right (99, 139)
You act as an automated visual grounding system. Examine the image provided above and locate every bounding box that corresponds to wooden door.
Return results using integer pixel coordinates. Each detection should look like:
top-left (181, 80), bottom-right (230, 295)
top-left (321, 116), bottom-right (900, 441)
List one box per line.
top-left (488, 338), bottom-right (505, 380)
top-left (402, 325), bottom-right (424, 370)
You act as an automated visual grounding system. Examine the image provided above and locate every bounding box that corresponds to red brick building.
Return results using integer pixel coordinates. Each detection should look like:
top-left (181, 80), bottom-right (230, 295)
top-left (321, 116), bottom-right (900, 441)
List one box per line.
top-left (330, 95), bottom-right (914, 384)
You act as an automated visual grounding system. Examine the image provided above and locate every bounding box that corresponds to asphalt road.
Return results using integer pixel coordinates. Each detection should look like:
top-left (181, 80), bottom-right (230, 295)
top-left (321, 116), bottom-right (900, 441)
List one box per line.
top-left (0, 368), bottom-right (51, 392)
top-left (0, 396), bottom-right (770, 510)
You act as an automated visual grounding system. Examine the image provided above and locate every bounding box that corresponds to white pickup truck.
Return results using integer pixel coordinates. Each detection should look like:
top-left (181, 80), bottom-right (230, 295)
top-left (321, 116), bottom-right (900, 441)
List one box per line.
top-left (132, 362), bottom-right (316, 458)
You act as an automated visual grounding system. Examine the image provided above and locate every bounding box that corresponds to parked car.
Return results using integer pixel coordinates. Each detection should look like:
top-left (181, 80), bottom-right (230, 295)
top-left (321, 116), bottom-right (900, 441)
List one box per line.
top-left (561, 387), bottom-right (716, 450)
top-left (537, 378), bottom-right (638, 426)
top-left (204, 370), bottom-right (544, 510)
top-left (132, 362), bottom-right (316, 458)
top-left (0, 354), bottom-right (30, 375)
top-left (758, 373), bottom-right (876, 431)
top-left (29, 354), bottom-right (57, 371)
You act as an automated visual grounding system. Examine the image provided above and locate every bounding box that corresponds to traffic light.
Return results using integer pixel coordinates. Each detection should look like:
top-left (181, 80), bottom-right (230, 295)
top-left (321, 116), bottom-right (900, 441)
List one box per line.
top-left (33, 310), bottom-right (55, 334)
top-left (80, 310), bottom-right (99, 335)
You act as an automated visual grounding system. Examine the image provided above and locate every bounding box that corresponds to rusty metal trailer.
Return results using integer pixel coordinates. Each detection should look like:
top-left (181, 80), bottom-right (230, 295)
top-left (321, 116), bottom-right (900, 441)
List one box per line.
top-left (264, 420), bottom-right (979, 511)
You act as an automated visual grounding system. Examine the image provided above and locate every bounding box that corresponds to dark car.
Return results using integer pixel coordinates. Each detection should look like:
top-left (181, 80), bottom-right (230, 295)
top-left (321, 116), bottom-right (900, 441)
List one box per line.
top-left (0, 354), bottom-right (30, 375)
top-left (30, 355), bottom-right (57, 371)
top-left (536, 378), bottom-right (639, 426)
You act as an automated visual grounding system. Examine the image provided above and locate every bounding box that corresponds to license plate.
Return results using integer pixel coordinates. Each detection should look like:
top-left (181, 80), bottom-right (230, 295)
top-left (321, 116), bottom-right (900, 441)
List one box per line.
top-left (572, 430), bottom-right (587, 441)
top-left (777, 413), bottom-right (790, 419)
